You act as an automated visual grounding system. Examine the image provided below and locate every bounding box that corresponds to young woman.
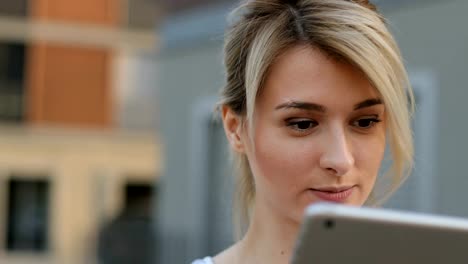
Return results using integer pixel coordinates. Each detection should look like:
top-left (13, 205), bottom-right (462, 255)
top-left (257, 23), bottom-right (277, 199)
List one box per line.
top-left (193, 0), bottom-right (414, 263)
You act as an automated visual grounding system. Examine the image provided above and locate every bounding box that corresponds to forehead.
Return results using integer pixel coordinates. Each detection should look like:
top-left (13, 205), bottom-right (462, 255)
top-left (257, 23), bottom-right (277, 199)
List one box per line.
top-left (258, 46), bottom-right (380, 109)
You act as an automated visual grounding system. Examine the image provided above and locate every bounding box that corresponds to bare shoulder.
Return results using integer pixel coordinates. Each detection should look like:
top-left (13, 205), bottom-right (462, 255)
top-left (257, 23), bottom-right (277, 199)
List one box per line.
top-left (213, 243), bottom-right (241, 264)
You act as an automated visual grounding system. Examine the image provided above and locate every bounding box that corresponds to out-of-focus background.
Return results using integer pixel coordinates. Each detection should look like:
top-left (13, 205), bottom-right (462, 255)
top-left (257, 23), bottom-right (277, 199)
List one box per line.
top-left (0, 0), bottom-right (160, 264)
top-left (0, 0), bottom-right (466, 263)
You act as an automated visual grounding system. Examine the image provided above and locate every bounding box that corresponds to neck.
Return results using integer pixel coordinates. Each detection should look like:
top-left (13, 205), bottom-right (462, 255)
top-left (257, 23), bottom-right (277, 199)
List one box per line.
top-left (239, 198), bottom-right (301, 264)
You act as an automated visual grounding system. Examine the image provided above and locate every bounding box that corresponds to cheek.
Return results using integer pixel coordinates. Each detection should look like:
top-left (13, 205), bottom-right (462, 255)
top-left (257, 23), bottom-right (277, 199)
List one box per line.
top-left (354, 135), bottom-right (386, 183)
top-left (249, 129), bottom-right (319, 194)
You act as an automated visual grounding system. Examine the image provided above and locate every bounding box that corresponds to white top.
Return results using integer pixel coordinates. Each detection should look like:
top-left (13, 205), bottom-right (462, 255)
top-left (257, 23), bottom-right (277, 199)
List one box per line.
top-left (191, 256), bottom-right (214, 264)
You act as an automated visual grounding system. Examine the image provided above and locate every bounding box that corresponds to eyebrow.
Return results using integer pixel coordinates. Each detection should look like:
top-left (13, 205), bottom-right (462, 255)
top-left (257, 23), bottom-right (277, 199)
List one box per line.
top-left (275, 98), bottom-right (383, 112)
top-left (353, 98), bottom-right (383, 110)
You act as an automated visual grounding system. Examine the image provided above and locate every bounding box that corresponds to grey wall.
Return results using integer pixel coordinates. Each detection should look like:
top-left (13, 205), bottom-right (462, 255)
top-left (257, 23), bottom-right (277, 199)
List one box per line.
top-left (157, 43), bottom-right (225, 262)
top-left (384, 0), bottom-right (468, 217)
top-left (156, 3), bottom-right (232, 260)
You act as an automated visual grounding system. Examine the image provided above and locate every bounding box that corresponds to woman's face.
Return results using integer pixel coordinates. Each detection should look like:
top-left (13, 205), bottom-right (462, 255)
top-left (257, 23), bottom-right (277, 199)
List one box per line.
top-left (236, 46), bottom-right (386, 223)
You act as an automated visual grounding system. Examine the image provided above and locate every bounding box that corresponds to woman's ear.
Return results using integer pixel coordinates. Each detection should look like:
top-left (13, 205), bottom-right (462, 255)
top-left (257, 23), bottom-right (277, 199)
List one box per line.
top-left (221, 105), bottom-right (245, 153)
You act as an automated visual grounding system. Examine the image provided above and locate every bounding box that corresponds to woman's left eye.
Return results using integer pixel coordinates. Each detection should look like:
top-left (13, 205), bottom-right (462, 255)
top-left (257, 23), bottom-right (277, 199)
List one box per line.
top-left (288, 120), bottom-right (317, 130)
top-left (285, 119), bottom-right (318, 133)
top-left (353, 117), bottom-right (382, 128)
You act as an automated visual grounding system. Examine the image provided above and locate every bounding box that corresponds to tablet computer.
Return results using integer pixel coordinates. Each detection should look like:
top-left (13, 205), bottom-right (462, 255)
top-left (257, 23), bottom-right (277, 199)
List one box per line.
top-left (291, 203), bottom-right (468, 264)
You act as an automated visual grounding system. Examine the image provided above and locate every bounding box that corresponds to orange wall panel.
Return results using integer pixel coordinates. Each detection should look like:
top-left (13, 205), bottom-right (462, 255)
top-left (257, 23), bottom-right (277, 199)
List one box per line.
top-left (30, 0), bottom-right (120, 25)
top-left (26, 0), bottom-right (119, 127)
top-left (26, 44), bottom-right (113, 128)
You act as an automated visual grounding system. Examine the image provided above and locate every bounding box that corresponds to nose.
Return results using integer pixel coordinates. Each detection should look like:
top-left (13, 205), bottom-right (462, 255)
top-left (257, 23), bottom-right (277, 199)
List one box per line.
top-left (319, 127), bottom-right (355, 177)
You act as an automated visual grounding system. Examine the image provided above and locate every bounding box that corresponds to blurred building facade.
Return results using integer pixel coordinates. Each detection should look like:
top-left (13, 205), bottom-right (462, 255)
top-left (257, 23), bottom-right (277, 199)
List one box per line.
top-left (0, 1), bottom-right (160, 264)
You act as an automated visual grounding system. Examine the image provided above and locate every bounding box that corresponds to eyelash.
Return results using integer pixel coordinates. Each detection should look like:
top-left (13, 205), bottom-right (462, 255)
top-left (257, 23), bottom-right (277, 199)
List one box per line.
top-left (286, 117), bottom-right (382, 133)
top-left (352, 117), bottom-right (382, 129)
top-left (286, 119), bottom-right (318, 132)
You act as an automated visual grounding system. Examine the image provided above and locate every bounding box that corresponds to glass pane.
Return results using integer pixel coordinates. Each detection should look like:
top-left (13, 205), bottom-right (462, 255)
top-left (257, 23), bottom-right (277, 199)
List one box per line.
top-left (0, 42), bottom-right (25, 122)
top-left (7, 179), bottom-right (49, 252)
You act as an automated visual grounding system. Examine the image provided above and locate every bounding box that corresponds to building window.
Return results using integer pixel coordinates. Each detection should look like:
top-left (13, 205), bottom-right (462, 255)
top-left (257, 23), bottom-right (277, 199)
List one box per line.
top-left (6, 179), bottom-right (50, 252)
top-left (0, 42), bottom-right (25, 122)
top-left (0, 0), bottom-right (27, 17)
top-left (123, 183), bottom-right (155, 217)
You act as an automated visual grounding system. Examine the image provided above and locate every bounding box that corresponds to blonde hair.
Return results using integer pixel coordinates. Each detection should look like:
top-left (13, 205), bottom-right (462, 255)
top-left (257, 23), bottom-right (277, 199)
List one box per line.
top-left (219, 0), bottom-right (414, 238)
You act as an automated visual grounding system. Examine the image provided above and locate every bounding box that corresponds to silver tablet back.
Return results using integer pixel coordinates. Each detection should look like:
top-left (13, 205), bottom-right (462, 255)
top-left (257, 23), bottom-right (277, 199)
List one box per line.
top-left (292, 203), bottom-right (468, 264)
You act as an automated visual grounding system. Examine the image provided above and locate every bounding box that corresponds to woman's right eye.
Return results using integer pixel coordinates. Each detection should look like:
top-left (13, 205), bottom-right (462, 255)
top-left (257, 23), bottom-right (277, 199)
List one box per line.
top-left (286, 119), bottom-right (318, 132)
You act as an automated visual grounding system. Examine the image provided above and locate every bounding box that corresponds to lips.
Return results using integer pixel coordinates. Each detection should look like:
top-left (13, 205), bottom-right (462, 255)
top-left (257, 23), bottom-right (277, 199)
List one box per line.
top-left (309, 186), bottom-right (355, 203)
